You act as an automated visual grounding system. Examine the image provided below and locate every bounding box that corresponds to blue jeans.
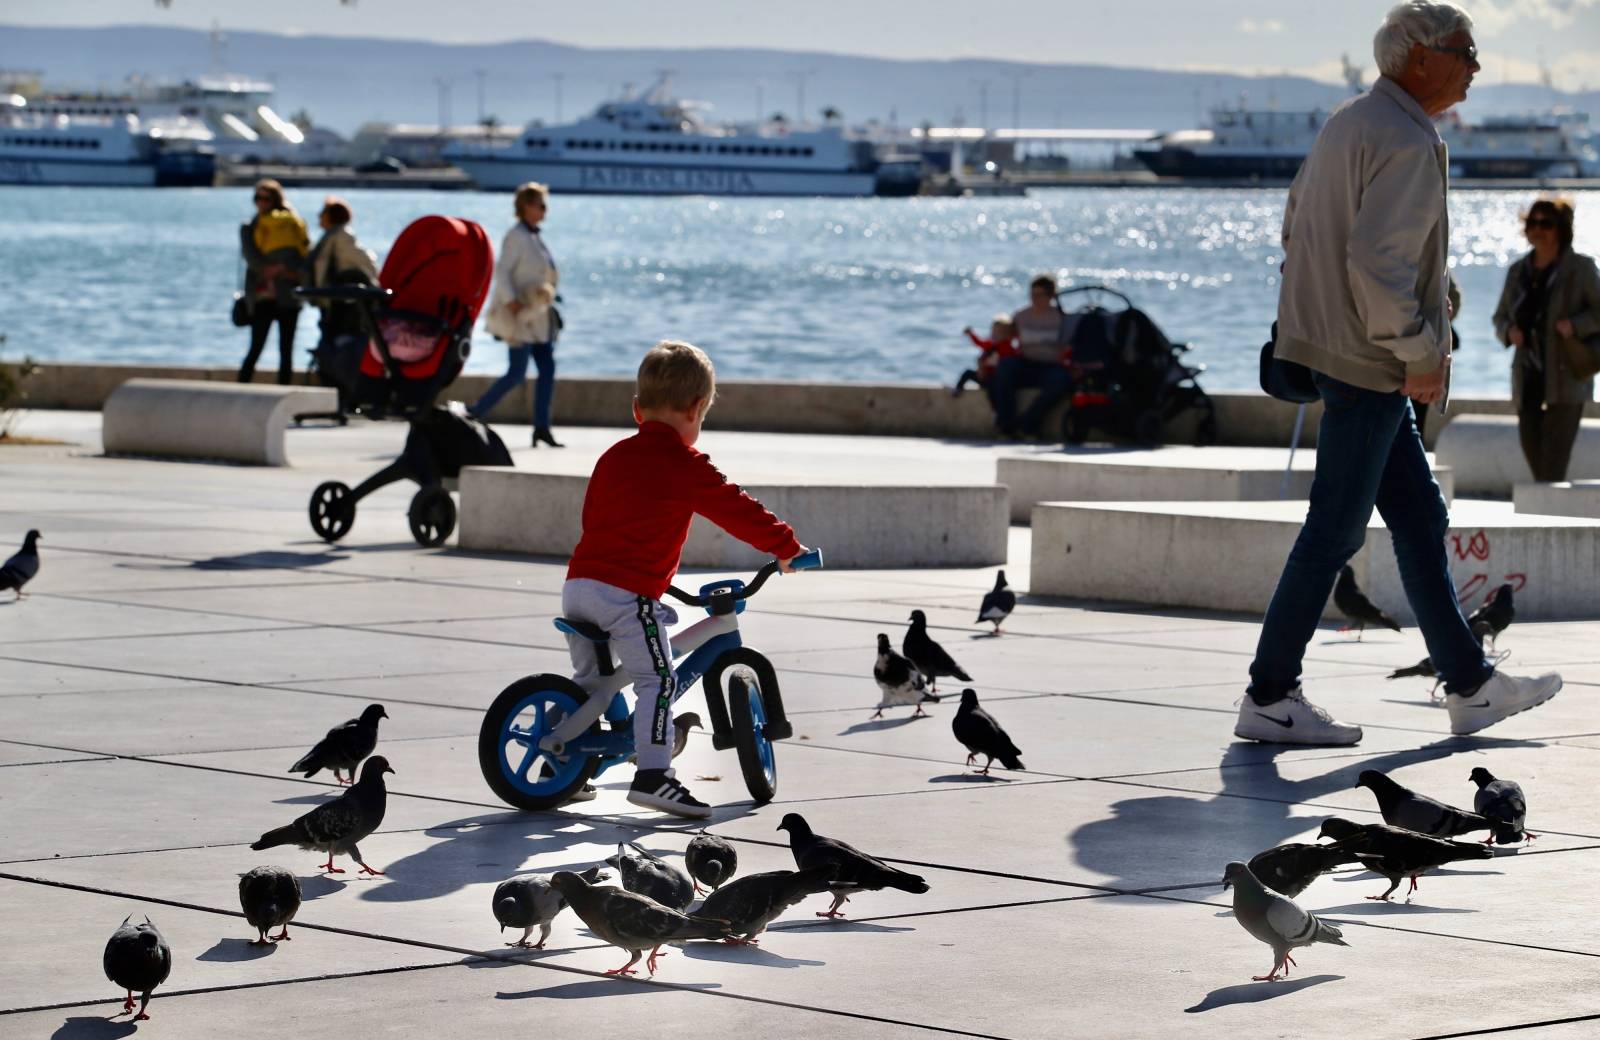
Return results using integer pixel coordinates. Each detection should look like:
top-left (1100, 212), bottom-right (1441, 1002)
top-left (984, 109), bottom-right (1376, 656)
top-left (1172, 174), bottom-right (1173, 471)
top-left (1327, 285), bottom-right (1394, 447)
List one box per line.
top-left (988, 356), bottom-right (1074, 435)
top-left (472, 341), bottom-right (555, 428)
top-left (1248, 372), bottom-right (1491, 704)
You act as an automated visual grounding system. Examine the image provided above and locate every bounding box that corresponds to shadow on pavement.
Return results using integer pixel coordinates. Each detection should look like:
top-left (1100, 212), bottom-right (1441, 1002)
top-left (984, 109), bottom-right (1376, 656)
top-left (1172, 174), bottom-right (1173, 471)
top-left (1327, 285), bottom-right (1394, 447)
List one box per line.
top-left (681, 940), bottom-right (825, 968)
top-left (196, 937), bottom-right (279, 961)
top-left (1184, 973), bottom-right (1343, 1013)
top-left (836, 716), bottom-right (929, 736)
top-left (495, 979), bottom-right (722, 999)
top-left (927, 773), bottom-right (1015, 784)
top-left (50, 1018), bottom-right (138, 1040)
top-left (1316, 900), bottom-right (1476, 916)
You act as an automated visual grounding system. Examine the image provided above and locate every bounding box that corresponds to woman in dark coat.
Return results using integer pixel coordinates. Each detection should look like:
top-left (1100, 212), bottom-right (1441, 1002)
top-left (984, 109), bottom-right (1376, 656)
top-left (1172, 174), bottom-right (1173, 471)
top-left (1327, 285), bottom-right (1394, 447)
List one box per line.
top-left (238, 179), bottom-right (309, 384)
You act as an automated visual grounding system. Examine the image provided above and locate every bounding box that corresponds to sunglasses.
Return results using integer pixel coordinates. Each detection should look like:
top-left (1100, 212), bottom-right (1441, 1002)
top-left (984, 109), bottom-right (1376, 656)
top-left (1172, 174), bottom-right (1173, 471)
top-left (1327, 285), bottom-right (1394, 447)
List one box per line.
top-left (254, 194), bottom-right (272, 202)
top-left (1430, 43), bottom-right (1478, 64)
top-left (1526, 217), bottom-right (1556, 230)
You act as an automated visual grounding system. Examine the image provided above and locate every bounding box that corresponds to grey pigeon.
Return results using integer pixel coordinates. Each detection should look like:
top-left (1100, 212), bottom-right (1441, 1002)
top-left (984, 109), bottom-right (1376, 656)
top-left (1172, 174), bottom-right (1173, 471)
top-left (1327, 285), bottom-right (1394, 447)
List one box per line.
top-left (238, 865), bottom-right (301, 944)
top-left (1356, 769), bottom-right (1490, 839)
top-left (1467, 583), bottom-right (1515, 650)
top-left (1222, 861), bottom-right (1348, 981)
top-left (697, 865), bottom-right (839, 944)
top-left (951, 688), bottom-right (1024, 774)
top-left (1387, 656), bottom-right (1442, 697)
top-left (685, 832), bottom-right (738, 894)
top-left (1246, 841), bottom-right (1362, 899)
top-left (492, 865), bottom-right (608, 949)
top-left (1319, 817), bottom-right (1492, 901)
top-left (605, 841), bottom-right (694, 911)
top-left (873, 632), bottom-right (937, 718)
top-left (1333, 565), bottom-right (1401, 640)
top-left (252, 755), bottom-right (394, 874)
top-left (672, 712), bottom-right (702, 759)
top-left (903, 609), bottom-right (972, 693)
top-left (549, 869), bottom-right (732, 976)
top-left (975, 570), bottom-right (1016, 634)
top-left (0, 528), bottom-right (40, 599)
top-left (289, 703), bottom-right (387, 785)
top-left (103, 916), bottom-right (171, 1021)
top-left (1469, 767), bottom-right (1534, 845)
top-left (777, 811), bottom-right (929, 918)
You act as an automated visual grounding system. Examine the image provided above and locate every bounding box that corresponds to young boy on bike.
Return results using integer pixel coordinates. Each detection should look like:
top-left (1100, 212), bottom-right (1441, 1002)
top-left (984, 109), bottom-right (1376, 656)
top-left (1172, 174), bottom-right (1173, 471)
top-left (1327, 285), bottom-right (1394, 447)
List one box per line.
top-left (563, 340), bottom-right (808, 818)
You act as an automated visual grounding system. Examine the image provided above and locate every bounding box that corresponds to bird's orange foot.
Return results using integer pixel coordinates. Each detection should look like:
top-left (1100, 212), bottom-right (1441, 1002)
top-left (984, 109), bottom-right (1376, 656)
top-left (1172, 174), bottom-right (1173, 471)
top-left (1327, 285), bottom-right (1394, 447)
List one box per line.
top-left (358, 864), bottom-right (386, 876)
top-left (133, 1013), bottom-right (150, 1022)
top-left (604, 967), bottom-right (637, 976)
top-left (815, 909), bottom-right (847, 918)
top-left (321, 863), bottom-right (346, 874)
top-left (122, 994), bottom-right (136, 1013)
top-left (271, 929), bottom-right (290, 941)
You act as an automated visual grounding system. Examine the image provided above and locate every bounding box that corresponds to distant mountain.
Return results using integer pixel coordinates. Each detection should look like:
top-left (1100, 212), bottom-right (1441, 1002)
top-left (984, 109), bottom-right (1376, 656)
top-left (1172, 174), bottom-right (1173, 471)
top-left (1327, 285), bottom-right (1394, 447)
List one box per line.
top-left (3, 24), bottom-right (1593, 136)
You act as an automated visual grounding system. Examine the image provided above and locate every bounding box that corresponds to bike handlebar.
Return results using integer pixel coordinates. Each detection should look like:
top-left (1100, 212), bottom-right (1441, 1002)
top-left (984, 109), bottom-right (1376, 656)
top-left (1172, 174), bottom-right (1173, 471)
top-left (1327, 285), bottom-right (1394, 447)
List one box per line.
top-left (663, 548), bottom-right (823, 607)
top-left (293, 285), bottom-right (394, 302)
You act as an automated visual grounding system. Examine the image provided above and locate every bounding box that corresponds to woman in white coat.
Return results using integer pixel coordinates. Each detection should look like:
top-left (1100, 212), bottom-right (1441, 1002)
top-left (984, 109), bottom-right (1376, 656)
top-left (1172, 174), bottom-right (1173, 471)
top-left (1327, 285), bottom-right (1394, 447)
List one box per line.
top-left (474, 182), bottom-right (563, 446)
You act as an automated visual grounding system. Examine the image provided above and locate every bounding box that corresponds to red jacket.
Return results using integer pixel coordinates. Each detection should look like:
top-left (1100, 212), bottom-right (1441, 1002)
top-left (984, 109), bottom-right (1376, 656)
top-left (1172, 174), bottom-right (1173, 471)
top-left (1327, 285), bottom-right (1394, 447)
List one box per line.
top-left (965, 329), bottom-right (1020, 358)
top-left (567, 422), bottom-right (802, 599)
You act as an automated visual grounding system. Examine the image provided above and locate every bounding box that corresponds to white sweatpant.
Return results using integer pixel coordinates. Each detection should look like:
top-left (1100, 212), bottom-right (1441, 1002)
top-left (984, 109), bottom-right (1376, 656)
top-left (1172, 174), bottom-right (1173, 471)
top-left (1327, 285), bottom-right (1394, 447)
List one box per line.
top-left (561, 577), bottom-right (679, 771)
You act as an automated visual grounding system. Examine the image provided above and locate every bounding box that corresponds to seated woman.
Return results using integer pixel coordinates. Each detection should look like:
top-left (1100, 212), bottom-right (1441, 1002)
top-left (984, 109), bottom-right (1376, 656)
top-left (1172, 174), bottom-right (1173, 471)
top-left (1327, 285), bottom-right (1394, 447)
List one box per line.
top-left (986, 274), bottom-right (1074, 439)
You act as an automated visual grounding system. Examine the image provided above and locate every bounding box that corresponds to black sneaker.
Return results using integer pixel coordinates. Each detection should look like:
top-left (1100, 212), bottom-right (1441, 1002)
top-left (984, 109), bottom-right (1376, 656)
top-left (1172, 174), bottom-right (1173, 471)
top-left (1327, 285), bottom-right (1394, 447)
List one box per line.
top-left (627, 768), bottom-right (711, 819)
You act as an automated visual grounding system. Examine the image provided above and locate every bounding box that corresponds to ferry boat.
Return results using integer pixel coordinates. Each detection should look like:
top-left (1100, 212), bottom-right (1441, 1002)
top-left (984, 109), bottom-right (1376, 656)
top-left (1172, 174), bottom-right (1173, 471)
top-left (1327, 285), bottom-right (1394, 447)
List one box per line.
top-left (445, 76), bottom-right (882, 196)
top-left (0, 96), bottom-right (215, 187)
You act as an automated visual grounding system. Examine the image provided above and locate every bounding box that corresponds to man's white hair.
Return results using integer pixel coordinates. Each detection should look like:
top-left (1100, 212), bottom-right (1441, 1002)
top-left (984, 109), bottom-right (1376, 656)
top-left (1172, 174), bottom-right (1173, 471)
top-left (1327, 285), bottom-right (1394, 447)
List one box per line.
top-left (1373, 1), bottom-right (1473, 80)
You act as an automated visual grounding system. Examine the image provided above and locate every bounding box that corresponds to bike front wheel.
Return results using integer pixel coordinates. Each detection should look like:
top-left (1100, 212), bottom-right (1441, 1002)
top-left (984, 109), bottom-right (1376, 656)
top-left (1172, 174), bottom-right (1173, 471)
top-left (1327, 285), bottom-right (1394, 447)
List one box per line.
top-left (478, 674), bottom-right (601, 810)
top-left (728, 669), bottom-right (778, 803)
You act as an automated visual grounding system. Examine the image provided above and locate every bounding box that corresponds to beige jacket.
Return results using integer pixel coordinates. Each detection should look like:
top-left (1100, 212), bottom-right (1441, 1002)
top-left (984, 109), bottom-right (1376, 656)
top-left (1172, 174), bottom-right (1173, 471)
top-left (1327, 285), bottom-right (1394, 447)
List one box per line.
top-left (1276, 76), bottom-right (1451, 394)
top-left (311, 226), bottom-right (379, 298)
top-left (1492, 250), bottom-right (1600, 406)
top-left (484, 222), bottom-right (559, 345)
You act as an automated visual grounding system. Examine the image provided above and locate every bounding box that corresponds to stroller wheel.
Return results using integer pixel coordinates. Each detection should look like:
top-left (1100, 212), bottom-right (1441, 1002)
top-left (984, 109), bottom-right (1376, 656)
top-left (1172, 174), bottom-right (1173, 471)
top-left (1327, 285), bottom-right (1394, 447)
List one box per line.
top-left (408, 486), bottom-right (456, 548)
top-left (309, 481), bottom-right (354, 542)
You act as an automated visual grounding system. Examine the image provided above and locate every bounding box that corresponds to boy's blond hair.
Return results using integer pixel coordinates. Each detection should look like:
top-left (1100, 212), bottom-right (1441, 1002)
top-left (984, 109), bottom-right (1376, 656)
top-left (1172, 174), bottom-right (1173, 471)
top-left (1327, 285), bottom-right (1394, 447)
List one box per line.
top-left (991, 314), bottom-right (1016, 334)
top-left (637, 340), bottom-right (716, 412)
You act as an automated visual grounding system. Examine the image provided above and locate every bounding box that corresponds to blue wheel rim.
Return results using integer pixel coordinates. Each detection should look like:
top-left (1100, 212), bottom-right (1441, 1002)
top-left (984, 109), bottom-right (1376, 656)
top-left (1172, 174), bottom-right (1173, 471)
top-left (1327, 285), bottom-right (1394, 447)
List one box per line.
top-left (748, 682), bottom-right (776, 784)
top-left (498, 689), bottom-right (589, 796)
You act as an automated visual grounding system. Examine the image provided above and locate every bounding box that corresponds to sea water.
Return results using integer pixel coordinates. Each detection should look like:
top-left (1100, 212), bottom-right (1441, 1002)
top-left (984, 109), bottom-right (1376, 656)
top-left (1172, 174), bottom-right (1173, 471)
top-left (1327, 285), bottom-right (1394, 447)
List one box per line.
top-left (2, 185), bottom-right (1592, 395)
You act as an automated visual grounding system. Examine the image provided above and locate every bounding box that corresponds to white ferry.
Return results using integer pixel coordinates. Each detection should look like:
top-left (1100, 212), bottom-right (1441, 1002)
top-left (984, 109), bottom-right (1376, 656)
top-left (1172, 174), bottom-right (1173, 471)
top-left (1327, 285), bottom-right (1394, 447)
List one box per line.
top-left (0, 97), bottom-right (215, 187)
top-left (445, 76), bottom-right (881, 196)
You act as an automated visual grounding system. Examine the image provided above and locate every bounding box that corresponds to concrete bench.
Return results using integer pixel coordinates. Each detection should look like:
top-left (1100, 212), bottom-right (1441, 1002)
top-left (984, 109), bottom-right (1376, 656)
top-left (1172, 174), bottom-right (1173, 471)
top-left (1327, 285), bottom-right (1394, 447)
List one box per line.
top-left (1515, 480), bottom-right (1600, 519)
top-left (1434, 414), bottom-right (1600, 496)
top-left (457, 467), bottom-right (1009, 569)
top-left (101, 378), bottom-right (337, 466)
top-left (1029, 498), bottom-right (1600, 623)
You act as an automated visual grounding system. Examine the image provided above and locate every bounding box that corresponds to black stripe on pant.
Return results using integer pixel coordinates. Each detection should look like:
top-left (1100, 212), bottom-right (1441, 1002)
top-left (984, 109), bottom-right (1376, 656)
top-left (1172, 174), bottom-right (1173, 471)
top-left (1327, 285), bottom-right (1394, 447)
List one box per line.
top-left (635, 596), bottom-right (675, 749)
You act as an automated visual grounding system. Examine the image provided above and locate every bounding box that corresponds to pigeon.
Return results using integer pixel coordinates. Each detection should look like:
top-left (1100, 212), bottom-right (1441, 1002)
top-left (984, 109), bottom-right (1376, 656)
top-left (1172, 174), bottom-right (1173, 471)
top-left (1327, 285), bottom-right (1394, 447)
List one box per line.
top-left (1245, 841), bottom-right (1363, 899)
top-left (289, 703), bottom-right (388, 785)
top-left (103, 916), bottom-right (171, 1021)
top-left (492, 865), bottom-right (608, 949)
top-left (951, 688), bottom-right (1024, 774)
top-left (776, 811), bottom-right (929, 918)
top-left (873, 632), bottom-right (938, 718)
top-left (1387, 656), bottom-right (1436, 681)
top-left (606, 841), bottom-right (694, 911)
top-left (549, 869), bottom-right (732, 976)
top-left (696, 865), bottom-right (839, 945)
top-left (903, 609), bottom-right (972, 693)
top-left (975, 569), bottom-right (1016, 634)
top-left (238, 865), bottom-right (301, 945)
top-left (0, 528), bottom-right (40, 599)
top-left (1468, 767), bottom-right (1535, 845)
top-left (1356, 769), bottom-right (1490, 839)
top-left (1318, 817), bottom-right (1493, 901)
top-left (685, 832), bottom-right (738, 894)
top-left (1333, 565), bottom-right (1401, 640)
top-left (1467, 583), bottom-right (1515, 650)
top-left (1222, 861), bottom-right (1347, 981)
top-left (252, 755), bottom-right (394, 874)
top-left (672, 712), bottom-right (702, 759)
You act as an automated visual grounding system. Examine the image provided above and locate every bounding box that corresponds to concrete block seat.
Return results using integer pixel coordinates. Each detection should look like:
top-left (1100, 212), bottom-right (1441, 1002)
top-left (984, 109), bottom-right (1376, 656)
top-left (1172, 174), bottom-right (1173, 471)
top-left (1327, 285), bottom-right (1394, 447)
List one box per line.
top-left (1029, 498), bottom-right (1600, 623)
top-left (1435, 414), bottom-right (1600, 496)
top-left (101, 378), bottom-right (337, 467)
top-left (1516, 480), bottom-right (1600, 519)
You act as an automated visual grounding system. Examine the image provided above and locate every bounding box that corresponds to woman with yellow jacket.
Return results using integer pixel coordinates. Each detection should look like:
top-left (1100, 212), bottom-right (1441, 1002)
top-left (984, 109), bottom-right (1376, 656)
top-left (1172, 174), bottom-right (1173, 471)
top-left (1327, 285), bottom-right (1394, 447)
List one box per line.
top-left (238, 179), bottom-right (310, 385)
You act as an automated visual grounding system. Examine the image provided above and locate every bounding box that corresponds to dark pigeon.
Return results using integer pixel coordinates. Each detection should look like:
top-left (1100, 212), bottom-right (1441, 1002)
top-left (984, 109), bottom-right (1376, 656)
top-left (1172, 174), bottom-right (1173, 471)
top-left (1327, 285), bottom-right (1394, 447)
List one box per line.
top-left (685, 832), bottom-right (738, 894)
top-left (777, 811), bottom-right (929, 918)
top-left (549, 869), bottom-right (732, 976)
top-left (1333, 565), bottom-right (1401, 639)
top-left (238, 865), bottom-right (301, 944)
top-left (103, 916), bottom-right (171, 1021)
top-left (1319, 817), bottom-right (1492, 901)
top-left (697, 865), bottom-right (839, 944)
top-left (1246, 841), bottom-right (1362, 899)
top-left (0, 529), bottom-right (40, 599)
top-left (951, 688), bottom-right (1024, 774)
top-left (1222, 861), bottom-right (1347, 981)
top-left (873, 632), bottom-right (937, 718)
top-left (606, 841), bottom-right (694, 911)
top-left (1469, 767), bottom-right (1535, 845)
top-left (252, 755), bottom-right (394, 874)
top-left (1467, 583), bottom-right (1515, 650)
top-left (1356, 769), bottom-right (1490, 839)
top-left (1387, 656), bottom-right (1442, 698)
top-left (492, 866), bottom-right (608, 949)
top-left (903, 609), bottom-right (972, 693)
top-left (975, 569), bottom-right (1016, 634)
top-left (289, 703), bottom-right (387, 785)
top-left (672, 712), bottom-right (702, 760)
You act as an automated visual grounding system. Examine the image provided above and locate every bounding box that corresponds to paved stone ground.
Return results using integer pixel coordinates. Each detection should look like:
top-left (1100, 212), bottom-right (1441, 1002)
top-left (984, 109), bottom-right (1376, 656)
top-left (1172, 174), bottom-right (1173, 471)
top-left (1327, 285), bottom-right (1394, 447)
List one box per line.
top-left (3, 412), bottom-right (1599, 1039)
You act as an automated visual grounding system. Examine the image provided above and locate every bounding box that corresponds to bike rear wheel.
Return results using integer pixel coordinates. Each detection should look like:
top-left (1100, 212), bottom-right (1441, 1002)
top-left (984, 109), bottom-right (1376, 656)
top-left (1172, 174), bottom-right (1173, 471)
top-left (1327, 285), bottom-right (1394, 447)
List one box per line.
top-left (478, 675), bottom-right (601, 810)
top-left (728, 669), bottom-right (778, 803)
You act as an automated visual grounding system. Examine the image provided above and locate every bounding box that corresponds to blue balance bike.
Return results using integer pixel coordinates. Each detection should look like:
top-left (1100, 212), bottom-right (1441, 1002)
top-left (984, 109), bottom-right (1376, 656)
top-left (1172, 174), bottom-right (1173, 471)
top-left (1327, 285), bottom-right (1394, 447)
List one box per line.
top-left (478, 549), bottom-right (823, 809)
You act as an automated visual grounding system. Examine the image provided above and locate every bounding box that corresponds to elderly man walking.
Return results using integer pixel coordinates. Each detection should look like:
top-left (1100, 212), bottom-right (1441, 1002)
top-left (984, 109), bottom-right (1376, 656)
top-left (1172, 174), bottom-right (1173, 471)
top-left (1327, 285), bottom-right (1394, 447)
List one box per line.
top-left (1234, 1), bottom-right (1561, 747)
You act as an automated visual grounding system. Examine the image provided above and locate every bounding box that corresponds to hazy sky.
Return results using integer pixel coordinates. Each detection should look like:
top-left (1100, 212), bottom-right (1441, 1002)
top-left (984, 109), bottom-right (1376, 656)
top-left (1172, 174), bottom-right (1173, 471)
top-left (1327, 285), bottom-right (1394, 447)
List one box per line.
top-left (5, 0), bottom-right (1598, 88)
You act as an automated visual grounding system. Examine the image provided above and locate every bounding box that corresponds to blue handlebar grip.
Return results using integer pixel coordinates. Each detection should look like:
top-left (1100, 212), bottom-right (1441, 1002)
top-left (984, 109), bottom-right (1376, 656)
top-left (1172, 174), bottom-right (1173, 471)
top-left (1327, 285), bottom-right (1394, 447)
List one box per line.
top-left (789, 548), bottom-right (824, 571)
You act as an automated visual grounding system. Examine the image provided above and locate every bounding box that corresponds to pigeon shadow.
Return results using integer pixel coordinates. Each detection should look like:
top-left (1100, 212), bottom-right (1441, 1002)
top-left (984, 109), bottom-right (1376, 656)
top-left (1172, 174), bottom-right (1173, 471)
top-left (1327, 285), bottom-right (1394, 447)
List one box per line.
top-left (837, 716), bottom-right (928, 736)
top-left (927, 773), bottom-right (1015, 784)
top-left (296, 874), bottom-right (348, 901)
top-left (189, 550), bottom-right (347, 571)
top-left (1184, 974), bottom-right (1342, 1013)
top-left (49, 1017), bottom-right (138, 1040)
top-left (496, 979), bottom-right (723, 1000)
top-left (969, 631), bottom-right (1001, 640)
top-left (773, 918), bottom-right (916, 935)
top-left (681, 941), bottom-right (826, 968)
top-left (274, 792), bottom-right (341, 805)
top-left (196, 937), bottom-right (279, 961)
top-left (1315, 901), bottom-right (1476, 916)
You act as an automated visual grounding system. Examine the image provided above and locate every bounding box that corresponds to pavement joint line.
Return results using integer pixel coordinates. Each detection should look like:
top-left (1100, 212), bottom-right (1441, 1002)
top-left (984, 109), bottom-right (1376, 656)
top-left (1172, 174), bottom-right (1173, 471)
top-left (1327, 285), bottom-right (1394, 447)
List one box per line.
top-left (1406, 1010), bottom-right (1600, 1039)
top-left (0, 622), bottom-right (325, 647)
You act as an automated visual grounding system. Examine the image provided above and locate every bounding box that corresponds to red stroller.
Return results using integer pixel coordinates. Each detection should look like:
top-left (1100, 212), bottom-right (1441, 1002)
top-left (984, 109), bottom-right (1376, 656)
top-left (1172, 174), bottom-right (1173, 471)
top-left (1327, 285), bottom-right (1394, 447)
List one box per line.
top-left (299, 216), bottom-right (510, 547)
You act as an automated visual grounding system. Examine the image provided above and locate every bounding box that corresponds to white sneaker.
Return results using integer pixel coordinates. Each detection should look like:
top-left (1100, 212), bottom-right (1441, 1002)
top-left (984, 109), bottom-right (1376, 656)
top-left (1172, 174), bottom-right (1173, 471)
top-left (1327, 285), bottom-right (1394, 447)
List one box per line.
top-left (1447, 671), bottom-right (1562, 736)
top-left (1233, 688), bottom-right (1363, 746)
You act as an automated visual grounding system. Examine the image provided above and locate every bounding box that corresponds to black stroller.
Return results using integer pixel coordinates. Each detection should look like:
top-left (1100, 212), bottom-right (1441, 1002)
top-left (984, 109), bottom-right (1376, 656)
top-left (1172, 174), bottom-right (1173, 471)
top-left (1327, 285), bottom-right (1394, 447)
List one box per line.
top-left (1056, 285), bottom-right (1216, 447)
top-left (296, 215), bottom-right (511, 548)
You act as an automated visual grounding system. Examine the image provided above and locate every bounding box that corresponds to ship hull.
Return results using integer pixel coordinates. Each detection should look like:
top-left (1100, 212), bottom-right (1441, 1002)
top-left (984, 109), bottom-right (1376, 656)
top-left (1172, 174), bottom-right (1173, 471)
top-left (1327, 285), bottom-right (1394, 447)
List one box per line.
top-left (454, 155), bottom-right (877, 197)
top-left (0, 156), bottom-right (159, 187)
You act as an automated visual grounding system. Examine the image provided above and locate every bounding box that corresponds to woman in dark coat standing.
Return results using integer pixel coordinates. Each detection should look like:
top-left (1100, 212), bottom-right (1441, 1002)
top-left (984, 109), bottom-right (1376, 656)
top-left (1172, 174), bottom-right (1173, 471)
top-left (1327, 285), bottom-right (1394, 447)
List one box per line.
top-left (238, 179), bottom-right (309, 384)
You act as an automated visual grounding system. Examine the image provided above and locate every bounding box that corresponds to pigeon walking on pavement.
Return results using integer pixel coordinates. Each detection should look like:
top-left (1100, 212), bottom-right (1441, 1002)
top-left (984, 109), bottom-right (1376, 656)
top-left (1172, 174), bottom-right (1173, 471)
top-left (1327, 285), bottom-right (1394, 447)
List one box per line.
top-left (289, 703), bottom-right (388, 785)
top-left (0, 529), bottom-right (40, 600)
top-left (1222, 861), bottom-right (1347, 981)
top-left (975, 570), bottom-right (1016, 634)
top-left (951, 688), bottom-right (1024, 774)
top-left (1245, 841), bottom-right (1363, 899)
top-left (697, 865), bottom-right (839, 945)
top-left (672, 712), bottom-right (702, 759)
top-left (685, 833), bottom-right (738, 894)
top-left (606, 841), bottom-right (694, 911)
top-left (252, 755), bottom-right (394, 874)
top-left (1333, 565), bottom-right (1401, 640)
top-left (1468, 767), bottom-right (1535, 845)
top-left (548, 870), bottom-right (732, 977)
top-left (873, 633), bottom-right (938, 718)
top-left (1468, 583), bottom-right (1516, 650)
top-left (1318, 817), bottom-right (1492, 901)
top-left (492, 866), bottom-right (609, 949)
top-left (1356, 769), bottom-right (1490, 839)
top-left (903, 610), bottom-right (972, 694)
top-left (777, 812), bottom-right (929, 918)
top-left (238, 865), bottom-right (301, 945)
top-left (103, 916), bottom-right (171, 1021)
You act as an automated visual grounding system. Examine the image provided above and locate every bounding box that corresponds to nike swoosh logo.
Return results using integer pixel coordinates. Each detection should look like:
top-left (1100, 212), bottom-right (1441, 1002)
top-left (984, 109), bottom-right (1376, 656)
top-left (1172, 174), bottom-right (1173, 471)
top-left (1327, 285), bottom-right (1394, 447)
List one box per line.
top-left (1255, 712), bottom-right (1294, 728)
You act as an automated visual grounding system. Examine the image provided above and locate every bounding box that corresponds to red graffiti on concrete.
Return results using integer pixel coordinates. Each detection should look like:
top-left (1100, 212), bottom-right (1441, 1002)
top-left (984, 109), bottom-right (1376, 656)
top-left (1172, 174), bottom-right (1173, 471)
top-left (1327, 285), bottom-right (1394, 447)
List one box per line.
top-left (1450, 529), bottom-right (1491, 562)
top-left (1447, 528), bottom-right (1530, 608)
